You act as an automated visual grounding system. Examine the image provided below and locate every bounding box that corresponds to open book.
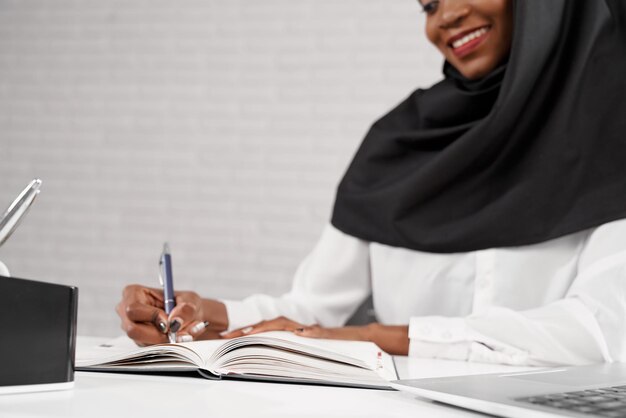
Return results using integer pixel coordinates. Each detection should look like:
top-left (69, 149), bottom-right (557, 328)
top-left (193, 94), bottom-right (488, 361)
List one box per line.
top-left (76, 331), bottom-right (397, 390)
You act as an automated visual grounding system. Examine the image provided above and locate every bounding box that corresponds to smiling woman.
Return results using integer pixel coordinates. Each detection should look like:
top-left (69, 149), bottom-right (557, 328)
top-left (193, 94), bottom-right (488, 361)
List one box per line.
top-left (117, 0), bottom-right (626, 367)
top-left (420, 0), bottom-right (513, 79)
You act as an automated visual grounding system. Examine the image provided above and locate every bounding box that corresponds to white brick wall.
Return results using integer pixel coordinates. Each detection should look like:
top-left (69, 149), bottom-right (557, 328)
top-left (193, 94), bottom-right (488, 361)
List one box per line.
top-left (0, 0), bottom-right (442, 337)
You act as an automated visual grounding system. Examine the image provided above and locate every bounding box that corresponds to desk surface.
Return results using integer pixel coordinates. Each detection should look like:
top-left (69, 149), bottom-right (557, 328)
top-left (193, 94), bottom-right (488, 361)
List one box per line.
top-left (0, 337), bottom-right (531, 418)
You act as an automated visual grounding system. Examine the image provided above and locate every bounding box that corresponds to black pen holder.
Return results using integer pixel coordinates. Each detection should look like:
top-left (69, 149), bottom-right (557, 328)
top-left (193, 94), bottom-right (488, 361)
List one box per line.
top-left (0, 274), bottom-right (78, 394)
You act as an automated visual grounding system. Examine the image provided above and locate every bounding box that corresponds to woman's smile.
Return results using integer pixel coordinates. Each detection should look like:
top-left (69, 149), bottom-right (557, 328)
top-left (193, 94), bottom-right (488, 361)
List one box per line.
top-left (447, 25), bottom-right (491, 58)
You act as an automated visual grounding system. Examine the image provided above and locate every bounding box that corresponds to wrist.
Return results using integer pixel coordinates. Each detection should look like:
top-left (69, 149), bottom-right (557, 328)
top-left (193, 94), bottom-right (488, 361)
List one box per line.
top-left (363, 322), bottom-right (381, 342)
top-left (364, 323), bottom-right (410, 355)
top-left (200, 299), bottom-right (229, 332)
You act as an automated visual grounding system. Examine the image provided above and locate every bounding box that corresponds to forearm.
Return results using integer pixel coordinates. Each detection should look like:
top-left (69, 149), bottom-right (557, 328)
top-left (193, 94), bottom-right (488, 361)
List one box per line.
top-left (364, 323), bottom-right (410, 355)
top-left (221, 225), bottom-right (372, 332)
top-left (407, 298), bottom-right (609, 366)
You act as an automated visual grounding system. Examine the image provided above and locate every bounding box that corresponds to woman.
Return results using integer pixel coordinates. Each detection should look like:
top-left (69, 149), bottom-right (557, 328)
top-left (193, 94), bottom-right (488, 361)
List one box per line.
top-left (117, 0), bottom-right (626, 365)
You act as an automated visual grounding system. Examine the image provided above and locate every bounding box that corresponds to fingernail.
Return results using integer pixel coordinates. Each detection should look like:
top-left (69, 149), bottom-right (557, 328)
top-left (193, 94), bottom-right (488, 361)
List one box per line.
top-left (158, 322), bottom-right (167, 333)
top-left (177, 334), bottom-right (193, 343)
top-left (169, 319), bottom-right (181, 333)
top-left (190, 321), bottom-right (209, 334)
top-left (241, 326), bottom-right (253, 334)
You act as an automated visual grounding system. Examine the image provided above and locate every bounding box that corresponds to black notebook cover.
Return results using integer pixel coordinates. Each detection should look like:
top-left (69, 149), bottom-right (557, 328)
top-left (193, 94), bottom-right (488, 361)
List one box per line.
top-left (0, 275), bottom-right (78, 388)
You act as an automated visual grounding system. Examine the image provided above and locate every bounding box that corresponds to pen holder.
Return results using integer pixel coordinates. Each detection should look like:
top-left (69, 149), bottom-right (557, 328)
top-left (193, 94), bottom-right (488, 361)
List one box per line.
top-left (0, 274), bottom-right (78, 394)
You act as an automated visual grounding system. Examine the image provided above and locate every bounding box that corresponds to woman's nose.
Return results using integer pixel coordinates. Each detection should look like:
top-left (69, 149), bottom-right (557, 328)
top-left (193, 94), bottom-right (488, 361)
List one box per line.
top-left (439, 1), bottom-right (471, 28)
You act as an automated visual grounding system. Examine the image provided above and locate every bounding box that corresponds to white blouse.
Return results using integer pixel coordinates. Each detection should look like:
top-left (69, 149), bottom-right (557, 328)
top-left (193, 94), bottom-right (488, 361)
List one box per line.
top-left (222, 219), bottom-right (626, 366)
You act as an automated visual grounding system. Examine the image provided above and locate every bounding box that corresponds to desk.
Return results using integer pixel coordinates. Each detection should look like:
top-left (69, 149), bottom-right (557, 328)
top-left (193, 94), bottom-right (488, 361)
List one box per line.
top-left (0, 337), bottom-right (531, 418)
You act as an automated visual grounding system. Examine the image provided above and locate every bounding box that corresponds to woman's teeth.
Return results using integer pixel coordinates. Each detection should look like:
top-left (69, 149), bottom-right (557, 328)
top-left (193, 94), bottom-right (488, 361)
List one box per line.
top-left (451, 27), bottom-right (489, 49)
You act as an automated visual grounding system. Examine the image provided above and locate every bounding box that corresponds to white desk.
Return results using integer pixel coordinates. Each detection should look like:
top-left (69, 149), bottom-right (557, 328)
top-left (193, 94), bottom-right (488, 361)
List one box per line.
top-left (0, 337), bottom-right (531, 418)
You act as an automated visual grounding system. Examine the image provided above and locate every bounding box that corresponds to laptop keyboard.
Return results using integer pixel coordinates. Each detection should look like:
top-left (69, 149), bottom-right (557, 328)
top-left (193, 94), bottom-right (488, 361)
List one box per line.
top-left (517, 385), bottom-right (626, 417)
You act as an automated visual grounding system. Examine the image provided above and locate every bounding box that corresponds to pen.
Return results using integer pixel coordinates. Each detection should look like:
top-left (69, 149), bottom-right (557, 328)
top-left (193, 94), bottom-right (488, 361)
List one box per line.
top-left (0, 179), bottom-right (42, 247)
top-left (159, 242), bottom-right (176, 343)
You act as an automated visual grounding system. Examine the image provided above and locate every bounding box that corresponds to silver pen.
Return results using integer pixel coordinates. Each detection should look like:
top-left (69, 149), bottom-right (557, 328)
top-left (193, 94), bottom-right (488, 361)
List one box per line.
top-left (0, 179), bottom-right (42, 247)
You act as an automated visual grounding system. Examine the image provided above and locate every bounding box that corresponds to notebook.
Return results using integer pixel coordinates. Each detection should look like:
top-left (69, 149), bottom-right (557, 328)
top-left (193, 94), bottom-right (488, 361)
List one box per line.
top-left (76, 331), bottom-right (398, 390)
top-left (392, 362), bottom-right (626, 417)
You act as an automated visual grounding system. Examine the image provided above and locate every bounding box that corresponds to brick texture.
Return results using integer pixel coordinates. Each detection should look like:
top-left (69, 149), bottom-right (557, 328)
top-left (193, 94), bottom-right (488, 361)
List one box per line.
top-left (0, 0), bottom-right (442, 337)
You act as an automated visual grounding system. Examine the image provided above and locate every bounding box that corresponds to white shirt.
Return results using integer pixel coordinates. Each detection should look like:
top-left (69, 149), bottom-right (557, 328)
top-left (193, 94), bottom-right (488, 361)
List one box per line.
top-left (223, 219), bottom-right (626, 366)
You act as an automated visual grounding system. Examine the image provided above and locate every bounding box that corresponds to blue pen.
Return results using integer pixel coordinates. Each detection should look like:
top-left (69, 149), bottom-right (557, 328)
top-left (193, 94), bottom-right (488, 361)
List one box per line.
top-left (159, 242), bottom-right (176, 343)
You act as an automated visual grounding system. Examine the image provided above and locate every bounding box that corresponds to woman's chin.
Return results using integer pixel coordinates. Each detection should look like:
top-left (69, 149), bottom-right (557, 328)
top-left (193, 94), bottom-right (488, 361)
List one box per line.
top-left (451, 55), bottom-right (506, 80)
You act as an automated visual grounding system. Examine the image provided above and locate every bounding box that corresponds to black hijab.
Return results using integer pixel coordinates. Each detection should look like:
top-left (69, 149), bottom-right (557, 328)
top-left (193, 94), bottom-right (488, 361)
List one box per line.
top-left (331, 0), bottom-right (626, 253)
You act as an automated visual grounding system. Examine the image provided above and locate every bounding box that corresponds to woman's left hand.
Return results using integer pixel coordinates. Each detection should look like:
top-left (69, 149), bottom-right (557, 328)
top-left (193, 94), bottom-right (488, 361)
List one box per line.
top-left (222, 317), bottom-right (409, 355)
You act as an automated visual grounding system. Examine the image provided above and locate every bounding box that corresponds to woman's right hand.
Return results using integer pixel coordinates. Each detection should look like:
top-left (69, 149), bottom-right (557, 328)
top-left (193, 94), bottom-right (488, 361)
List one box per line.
top-left (116, 284), bottom-right (229, 346)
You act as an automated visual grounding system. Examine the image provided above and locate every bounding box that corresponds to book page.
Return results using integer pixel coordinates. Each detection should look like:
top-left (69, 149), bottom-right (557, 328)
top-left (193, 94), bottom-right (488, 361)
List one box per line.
top-left (75, 336), bottom-right (216, 371)
top-left (212, 345), bottom-right (389, 386)
top-left (207, 331), bottom-right (397, 381)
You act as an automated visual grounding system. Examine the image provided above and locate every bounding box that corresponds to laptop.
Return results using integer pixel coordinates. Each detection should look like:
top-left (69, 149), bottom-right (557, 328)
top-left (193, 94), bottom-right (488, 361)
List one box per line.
top-left (392, 363), bottom-right (626, 417)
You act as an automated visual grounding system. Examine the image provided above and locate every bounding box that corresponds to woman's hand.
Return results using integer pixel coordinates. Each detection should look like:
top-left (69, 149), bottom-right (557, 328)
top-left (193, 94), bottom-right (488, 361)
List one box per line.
top-left (222, 317), bottom-right (410, 355)
top-left (116, 284), bottom-right (229, 346)
top-left (222, 316), bottom-right (309, 338)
